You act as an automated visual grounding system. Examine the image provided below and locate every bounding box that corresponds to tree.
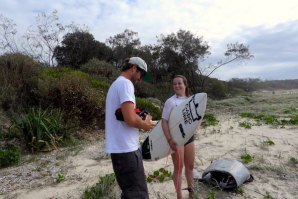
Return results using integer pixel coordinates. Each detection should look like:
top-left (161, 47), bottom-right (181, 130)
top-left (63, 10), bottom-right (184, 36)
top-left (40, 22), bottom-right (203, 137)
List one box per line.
top-left (157, 29), bottom-right (209, 71)
top-left (22, 10), bottom-right (66, 66)
top-left (198, 42), bottom-right (254, 91)
top-left (0, 11), bottom-right (86, 66)
top-left (106, 29), bottom-right (141, 68)
top-left (151, 30), bottom-right (253, 93)
top-left (54, 31), bottom-right (111, 68)
top-left (152, 29), bottom-right (210, 93)
top-left (0, 15), bottom-right (19, 54)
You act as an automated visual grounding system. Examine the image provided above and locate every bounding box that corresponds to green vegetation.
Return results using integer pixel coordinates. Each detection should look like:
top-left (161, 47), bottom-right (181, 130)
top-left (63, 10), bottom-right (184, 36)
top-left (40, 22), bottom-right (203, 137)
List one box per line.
top-left (83, 173), bottom-right (116, 199)
top-left (202, 113), bottom-right (219, 127)
top-left (136, 97), bottom-right (162, 120)
top-left (38, 67), bottom-right (106, 128)
top-left (262, 138), bottom-right (275, 146)
top-left (0, 53), bottom-right (165, 156)
top-left (13, 108), bottom-right (65, 152)
top-left (146, 167), bottom-right (172, 183)
top-left (0, 144), bottom-right (21, 168)
top-left (240, 112), bottom-right (298, 126)
top-left (0, 53), bottom-right (41, 112)
top-left (288, 157), bottom-right (298, 166)
top-left (56, 173), bottom-right (65, 183)
top-left (283, 107), bottom-right (297, 114)
top-left (81, 58), bottom-right (119, 83)
top-left (288, 115), bottom-right (298, 125)
top-left (235, 187), bottom-right (245, 195)
top-left (239, 121), bottom-right (252, 129)
top-left (241, 153), bottom-right (254, 164)
top-left (207, 191), bottom-right (215, 199)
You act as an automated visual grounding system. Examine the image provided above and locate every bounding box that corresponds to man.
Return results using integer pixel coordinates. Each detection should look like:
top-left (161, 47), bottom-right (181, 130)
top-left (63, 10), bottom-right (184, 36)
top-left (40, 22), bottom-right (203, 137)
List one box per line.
top-left (105, 57), bottom-right (154, 199)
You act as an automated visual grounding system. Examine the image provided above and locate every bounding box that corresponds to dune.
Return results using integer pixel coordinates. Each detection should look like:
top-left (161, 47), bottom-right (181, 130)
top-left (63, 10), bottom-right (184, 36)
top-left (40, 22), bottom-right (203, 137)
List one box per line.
top-left (1, 90), bottom-right (297, 199)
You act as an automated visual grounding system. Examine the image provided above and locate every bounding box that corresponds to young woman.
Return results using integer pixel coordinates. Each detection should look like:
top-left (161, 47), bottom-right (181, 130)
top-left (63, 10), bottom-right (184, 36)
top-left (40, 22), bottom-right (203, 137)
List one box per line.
top-left (161, 75), bottom-right (196, 199)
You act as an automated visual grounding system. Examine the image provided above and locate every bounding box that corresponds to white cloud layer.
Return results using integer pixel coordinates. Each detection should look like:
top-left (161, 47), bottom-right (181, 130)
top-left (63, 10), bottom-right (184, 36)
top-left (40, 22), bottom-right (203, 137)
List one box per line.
top-left (1, 0), bottom-right (298, 80)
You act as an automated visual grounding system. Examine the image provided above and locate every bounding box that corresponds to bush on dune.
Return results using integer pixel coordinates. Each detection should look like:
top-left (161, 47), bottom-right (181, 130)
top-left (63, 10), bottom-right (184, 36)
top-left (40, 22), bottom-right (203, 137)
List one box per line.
top-left (36, 67), bottom-right (106, 129)
top-left (81, 58), bottom-right (119, 83)
top-left (0, 53), bottom-right (41, 112)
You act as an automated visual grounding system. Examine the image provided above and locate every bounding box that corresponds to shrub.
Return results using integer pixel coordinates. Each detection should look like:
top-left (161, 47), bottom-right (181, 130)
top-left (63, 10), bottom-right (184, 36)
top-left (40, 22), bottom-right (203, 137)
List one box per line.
top-left (0, 53), bottom-right (41, 112)
top-left (36, 67), bottom-right (105, 128)
top-left (14, 108), bottom-right (66, 152)
top-left (136, 97), bottom-right (162, 120)
top-left (205, 78), bottom-right (230, 99)
top-left (81, 58), bottom-right (119, 82)
top-left (0, 144), bottom-right (21, 168)
top-left (135, 81), bottom-right (165, 99)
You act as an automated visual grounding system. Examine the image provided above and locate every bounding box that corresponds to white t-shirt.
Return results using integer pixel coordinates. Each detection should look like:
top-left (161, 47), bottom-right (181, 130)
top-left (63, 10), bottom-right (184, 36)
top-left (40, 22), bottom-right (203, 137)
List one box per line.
top-left (104, 76), bottom-right (139, 153)
top-left (162, 95), bottom-right (188, 121)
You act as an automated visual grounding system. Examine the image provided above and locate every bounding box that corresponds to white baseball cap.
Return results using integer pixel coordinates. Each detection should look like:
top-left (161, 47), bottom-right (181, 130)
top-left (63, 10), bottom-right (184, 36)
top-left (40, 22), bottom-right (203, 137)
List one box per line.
top-left (128, 57), bottom-right (147, 72)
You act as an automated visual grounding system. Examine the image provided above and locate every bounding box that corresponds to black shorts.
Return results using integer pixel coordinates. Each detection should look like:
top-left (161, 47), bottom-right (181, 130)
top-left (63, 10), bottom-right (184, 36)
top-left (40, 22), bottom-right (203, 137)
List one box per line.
top-left (111, 149), bottom-right (149, 199)
top-left (184, 135), bottom-right (195, 146)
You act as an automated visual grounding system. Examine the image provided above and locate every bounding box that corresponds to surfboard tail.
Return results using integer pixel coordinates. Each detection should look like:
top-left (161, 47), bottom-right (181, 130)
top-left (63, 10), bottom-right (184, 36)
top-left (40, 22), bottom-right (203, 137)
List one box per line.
top-left (141, 136), bottom-right (151, 160)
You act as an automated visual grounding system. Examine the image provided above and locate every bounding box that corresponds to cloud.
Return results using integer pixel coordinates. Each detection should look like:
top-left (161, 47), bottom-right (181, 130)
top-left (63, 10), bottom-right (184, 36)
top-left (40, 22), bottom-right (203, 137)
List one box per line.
top-left (1, 0), bottom-right (298, 80)
top-left (208, 20), bottom-right (298, 81)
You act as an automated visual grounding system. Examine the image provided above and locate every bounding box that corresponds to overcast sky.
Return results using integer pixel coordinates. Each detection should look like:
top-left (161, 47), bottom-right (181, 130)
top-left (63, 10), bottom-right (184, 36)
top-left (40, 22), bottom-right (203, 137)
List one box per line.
top-left (1, 0), bottom-right (298, 81)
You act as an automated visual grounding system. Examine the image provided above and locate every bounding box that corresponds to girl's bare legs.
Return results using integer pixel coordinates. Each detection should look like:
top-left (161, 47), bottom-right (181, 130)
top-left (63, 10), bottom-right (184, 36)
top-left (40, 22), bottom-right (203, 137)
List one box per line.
top-left (184, 142), bottom-right (195, 198)
top-left (171, 147), bottom-right (184, 199)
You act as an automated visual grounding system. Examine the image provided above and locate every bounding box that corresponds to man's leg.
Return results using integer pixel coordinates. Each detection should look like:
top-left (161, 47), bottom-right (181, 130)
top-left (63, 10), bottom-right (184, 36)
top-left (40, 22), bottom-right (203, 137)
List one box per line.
top-left (111, 149), bottom-right (149, 199)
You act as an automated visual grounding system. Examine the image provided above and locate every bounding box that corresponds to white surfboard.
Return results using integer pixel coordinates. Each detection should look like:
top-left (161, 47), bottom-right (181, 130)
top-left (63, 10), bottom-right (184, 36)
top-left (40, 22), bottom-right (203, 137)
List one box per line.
top-left (141, 93), bottom-right (207, 161)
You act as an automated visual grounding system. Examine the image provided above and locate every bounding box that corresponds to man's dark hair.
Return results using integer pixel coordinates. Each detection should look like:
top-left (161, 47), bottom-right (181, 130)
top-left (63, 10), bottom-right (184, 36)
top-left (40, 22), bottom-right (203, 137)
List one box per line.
top-left (121, 58), bottom-right (132, 71)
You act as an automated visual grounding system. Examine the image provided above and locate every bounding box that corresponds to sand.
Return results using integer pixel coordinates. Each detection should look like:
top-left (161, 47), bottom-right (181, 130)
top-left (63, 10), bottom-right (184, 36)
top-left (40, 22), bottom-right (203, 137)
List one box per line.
top-left (1, 91), bottom-right (297, 199)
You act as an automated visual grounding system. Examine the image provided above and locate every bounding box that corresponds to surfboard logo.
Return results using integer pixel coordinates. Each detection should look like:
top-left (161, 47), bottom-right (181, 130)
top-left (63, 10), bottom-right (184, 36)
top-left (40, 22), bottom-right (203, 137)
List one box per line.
top-left (182, 95), bottom-right (202, 125)
top-left (179, 123), bottom-right (186, 138)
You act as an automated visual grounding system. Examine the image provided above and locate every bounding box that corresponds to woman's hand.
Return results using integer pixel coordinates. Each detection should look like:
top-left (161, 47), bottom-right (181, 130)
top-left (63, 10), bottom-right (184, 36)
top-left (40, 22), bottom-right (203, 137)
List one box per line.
top-left (168, 139), bottom-right (178, 152)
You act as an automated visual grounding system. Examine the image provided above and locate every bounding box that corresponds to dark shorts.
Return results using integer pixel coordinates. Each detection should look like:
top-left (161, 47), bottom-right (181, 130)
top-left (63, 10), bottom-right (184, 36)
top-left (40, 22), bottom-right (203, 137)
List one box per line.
top-left (111, 149), bottom-right (149, 199)
top-left (184, 135), bottom-right (195, 146)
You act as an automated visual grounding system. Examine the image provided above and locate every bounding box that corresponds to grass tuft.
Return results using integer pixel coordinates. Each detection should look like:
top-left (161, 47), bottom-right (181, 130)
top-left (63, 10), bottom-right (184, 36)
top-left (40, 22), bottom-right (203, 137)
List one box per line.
top-left (83, 173), bottom-right (116, 199)
top-left (241, 153), bottom-right (254, 164)
top-left (202, 113), bottom-right (219, 127)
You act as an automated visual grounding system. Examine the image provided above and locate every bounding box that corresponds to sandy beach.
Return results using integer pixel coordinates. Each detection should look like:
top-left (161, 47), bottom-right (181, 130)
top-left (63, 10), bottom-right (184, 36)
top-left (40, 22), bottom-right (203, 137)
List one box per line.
top-left (1, 90), bottom-right (297, 199)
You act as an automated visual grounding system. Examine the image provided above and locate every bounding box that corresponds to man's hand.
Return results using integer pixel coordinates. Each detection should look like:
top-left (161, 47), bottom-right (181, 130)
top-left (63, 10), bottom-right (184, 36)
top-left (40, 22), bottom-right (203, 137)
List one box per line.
top-left (143, 114), bottom-right (154, 132)
top-left (121, 101), bottom-right (154, 131)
